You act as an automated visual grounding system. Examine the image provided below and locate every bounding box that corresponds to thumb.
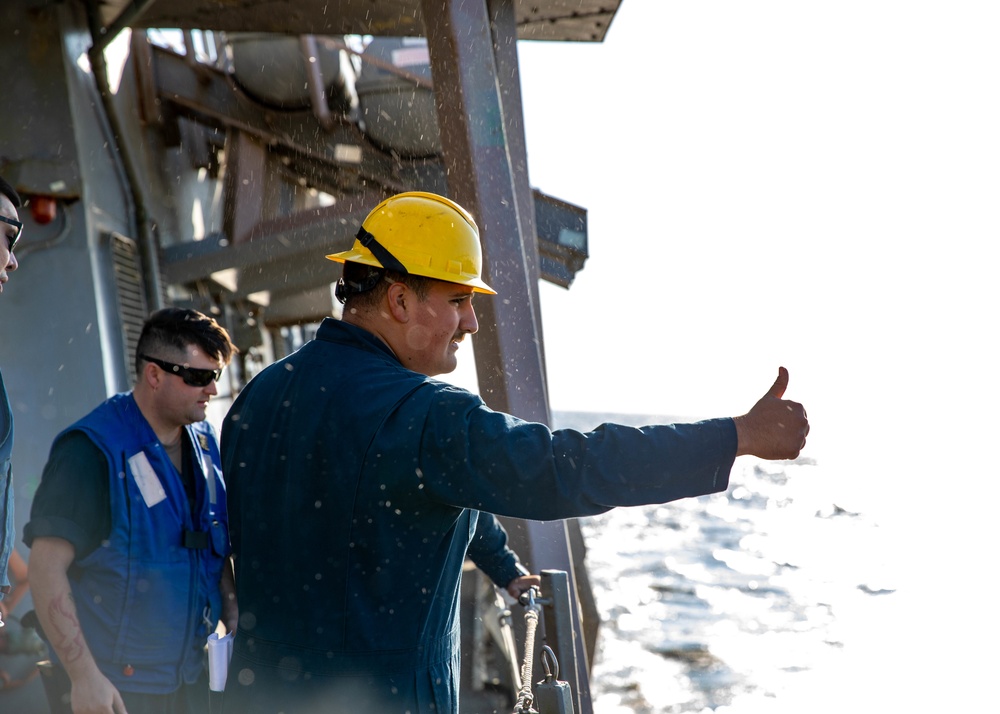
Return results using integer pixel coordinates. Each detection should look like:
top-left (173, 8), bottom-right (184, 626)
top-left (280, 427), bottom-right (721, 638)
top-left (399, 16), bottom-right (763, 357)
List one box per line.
top-left (762, 366), bottom-right (789, 400)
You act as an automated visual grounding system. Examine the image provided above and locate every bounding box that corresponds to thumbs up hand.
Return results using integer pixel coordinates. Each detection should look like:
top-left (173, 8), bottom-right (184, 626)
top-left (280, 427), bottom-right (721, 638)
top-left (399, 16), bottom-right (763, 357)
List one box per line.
top-left (733, 367), bottom-right (810, 460)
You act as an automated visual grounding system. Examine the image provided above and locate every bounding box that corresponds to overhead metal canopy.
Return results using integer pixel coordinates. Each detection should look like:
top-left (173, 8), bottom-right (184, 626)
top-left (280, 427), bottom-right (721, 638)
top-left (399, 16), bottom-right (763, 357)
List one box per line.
top-left (93, 0), bottom-right (622, 42)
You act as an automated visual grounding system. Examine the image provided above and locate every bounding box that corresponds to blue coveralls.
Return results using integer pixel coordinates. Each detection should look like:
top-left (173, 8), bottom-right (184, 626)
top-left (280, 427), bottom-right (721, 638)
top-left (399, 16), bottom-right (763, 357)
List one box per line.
top-left (0, 370), bottom-right (14, 602)
top-left (221, 318), bottom-right (737, 714)
top-left (51, 393), bottom-right (229, 693)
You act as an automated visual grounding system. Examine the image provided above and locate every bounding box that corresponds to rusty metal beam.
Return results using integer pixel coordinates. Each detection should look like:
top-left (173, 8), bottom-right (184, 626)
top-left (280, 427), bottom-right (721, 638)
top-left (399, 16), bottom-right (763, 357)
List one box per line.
top-left (224, 131), bottom-right (268, 246)
top-left (91, 0), bottom-right (623, 42)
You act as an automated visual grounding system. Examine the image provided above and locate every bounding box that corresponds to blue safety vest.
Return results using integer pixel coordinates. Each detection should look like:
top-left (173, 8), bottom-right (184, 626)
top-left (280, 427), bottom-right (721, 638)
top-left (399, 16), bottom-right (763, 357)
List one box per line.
top-left (60, 392), bottom-right (228, 694)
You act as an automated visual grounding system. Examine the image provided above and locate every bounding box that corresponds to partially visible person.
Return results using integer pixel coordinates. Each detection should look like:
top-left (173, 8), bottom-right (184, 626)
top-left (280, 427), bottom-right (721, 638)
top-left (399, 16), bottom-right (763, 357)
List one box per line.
top-left (0, 175), bottom-right (23, 628)
top-left (0, 549), bottom-right (28, 624)
top-left (221, 191), bottom-right (810, 714)
top-left (0, 548), bottom-right (47, 665)
top-left (25, 307), bottom-right (238, 714)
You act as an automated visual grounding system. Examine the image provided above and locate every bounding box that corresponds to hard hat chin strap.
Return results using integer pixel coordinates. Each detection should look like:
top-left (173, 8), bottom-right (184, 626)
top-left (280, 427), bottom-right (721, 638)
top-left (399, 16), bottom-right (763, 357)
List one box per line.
top-left (335, 225), bottom-right (407, 304)
top-left (334, 226), bottom-right (417, 304)
top-left (356, 226), bottom-right (408, 275)
top-left (334, 264), bottom-right (384, 304)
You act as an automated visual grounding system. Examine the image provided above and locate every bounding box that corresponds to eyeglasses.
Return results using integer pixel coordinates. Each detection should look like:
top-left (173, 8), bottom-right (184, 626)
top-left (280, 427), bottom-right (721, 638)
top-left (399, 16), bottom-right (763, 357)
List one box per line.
top-left (0, 215), bottom-right (22, 252)
top-left (139, 354), bottom-right (223, 388)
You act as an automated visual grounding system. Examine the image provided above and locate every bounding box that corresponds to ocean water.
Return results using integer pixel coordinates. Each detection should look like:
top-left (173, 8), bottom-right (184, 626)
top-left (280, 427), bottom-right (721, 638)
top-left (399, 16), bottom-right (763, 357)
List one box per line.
top-left (549, 412), bottom-right (921, 713)
top-left (579, 457), bottom-right (889, 713)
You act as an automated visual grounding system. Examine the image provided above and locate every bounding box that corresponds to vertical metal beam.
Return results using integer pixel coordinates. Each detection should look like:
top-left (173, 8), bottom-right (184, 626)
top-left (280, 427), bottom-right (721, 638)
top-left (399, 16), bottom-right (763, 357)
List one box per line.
top-left (224, 131), bottom-right (267, 245)
top-left (486, 0), bottom-right (549, 391)
top-left (421, 3), bottom-right (593, 712)
top-left (421, 0), bottom-right (548, 423)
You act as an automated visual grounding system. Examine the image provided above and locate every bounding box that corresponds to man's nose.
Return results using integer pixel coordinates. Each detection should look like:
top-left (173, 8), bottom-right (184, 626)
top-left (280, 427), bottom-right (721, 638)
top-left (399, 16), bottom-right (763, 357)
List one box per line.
top-left (6, 251), bottom-right (17, 271)
top-left (461, 302), bottom-right (478, 335)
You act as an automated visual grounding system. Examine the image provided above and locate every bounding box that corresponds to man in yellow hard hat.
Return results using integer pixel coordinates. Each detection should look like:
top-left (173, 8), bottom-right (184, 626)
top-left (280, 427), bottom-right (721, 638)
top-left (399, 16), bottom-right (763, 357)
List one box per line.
top-left (220, 191), bottom-right (809, 714)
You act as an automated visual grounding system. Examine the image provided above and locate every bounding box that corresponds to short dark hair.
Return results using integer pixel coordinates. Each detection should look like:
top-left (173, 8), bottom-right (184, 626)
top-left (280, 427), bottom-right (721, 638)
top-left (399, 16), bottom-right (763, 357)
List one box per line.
top-left (340, 262), bottom-right (433, 312)
top-left (0, 176), bottom-right (22, 209)
top-left (135, 307), bottom-right (237, 376)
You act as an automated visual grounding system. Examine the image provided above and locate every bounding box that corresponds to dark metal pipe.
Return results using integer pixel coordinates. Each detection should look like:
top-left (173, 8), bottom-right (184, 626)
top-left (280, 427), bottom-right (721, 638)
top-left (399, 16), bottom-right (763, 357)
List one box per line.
top-left (300, 35), bottom-right (335, 132)
top-left (84, 0), bottom-right (163, 311)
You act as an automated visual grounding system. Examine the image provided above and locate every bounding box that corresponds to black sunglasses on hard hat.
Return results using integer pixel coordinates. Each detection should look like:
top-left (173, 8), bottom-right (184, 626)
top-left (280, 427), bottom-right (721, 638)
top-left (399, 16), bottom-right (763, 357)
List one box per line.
top-left (139, 354), bottom-right (223, 388)
top-left (0, 214), bottom-right (22, 252)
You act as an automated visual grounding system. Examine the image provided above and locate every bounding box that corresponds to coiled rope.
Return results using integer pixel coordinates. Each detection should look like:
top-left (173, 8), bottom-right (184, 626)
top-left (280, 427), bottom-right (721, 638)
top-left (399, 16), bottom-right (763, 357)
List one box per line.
top-left (513, 589), bottom-right (541, 714)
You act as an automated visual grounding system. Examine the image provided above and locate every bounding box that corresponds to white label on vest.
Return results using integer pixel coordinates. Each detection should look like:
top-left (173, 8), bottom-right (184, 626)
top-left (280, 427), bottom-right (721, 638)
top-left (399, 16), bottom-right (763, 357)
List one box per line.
top-left (129, 451), bottom-right (167, 508)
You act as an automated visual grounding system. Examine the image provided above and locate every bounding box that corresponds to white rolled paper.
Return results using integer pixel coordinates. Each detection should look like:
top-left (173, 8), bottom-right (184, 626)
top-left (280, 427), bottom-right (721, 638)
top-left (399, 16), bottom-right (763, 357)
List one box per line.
top-left (207, 631), bottom-right (235, 691)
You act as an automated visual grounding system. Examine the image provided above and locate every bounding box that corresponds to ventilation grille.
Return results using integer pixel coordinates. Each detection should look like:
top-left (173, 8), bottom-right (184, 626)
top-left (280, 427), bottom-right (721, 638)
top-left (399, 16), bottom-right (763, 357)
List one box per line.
top-left (110, 232), bottom-right (149, 385)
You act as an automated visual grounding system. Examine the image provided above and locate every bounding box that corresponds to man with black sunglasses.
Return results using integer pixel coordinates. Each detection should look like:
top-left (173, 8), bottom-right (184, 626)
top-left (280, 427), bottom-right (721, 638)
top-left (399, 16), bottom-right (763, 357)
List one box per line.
top-left (25, 308), bottom-right (239, 714)
top-left (0, 175), bottom-right (22, 628)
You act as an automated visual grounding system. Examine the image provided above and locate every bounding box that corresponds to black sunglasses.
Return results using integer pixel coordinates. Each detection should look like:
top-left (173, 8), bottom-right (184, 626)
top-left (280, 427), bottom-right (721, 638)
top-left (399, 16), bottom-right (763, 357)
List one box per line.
top-left (0, 215), bottom-right (22, 252)
top-left (139, 354), bottom-right (223, 388)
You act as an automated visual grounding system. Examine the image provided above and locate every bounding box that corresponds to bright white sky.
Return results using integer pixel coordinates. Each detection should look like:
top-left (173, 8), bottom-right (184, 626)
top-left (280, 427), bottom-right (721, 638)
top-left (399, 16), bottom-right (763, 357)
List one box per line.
top-left (449, 0), bottom-right (1000, 507)
top-left (447, 3), bottom-right (999, 694)
top-left (497, 1), bottom-right (999, 701)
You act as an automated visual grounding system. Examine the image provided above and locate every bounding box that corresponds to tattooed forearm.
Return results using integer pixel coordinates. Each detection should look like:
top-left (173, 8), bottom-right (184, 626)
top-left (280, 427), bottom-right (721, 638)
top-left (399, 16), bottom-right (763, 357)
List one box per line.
top-left (47, 591), bottom-right (88, 664)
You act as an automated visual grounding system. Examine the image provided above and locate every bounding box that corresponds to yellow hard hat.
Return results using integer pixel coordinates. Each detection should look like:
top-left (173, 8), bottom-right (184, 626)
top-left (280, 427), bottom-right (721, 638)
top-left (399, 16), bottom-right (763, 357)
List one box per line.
top-left (326, 191), bottom-right (496, 295)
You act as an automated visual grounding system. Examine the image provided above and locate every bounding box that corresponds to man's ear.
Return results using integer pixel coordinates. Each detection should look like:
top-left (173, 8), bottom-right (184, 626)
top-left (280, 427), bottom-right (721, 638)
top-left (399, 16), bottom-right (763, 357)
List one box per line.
top-left (386, 281), bottom-right (410, 323)
top-left (140, 361), bottom-right (162, 390)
